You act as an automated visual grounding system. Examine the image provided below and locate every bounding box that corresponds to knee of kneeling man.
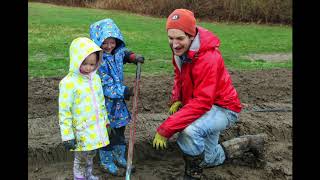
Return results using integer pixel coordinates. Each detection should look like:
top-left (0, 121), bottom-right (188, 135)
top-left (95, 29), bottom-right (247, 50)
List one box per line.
top-left (181, 125), bottom-right (197, 137)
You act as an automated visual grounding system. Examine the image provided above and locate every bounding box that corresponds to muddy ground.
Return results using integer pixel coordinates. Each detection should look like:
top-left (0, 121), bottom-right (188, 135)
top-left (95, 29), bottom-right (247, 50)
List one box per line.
top-left (28, 68), bottom-right (292, 180)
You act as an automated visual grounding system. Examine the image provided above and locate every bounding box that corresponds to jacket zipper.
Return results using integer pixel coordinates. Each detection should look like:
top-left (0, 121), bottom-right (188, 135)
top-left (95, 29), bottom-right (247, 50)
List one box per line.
top-left (88, 77), bottom-right (106, 147)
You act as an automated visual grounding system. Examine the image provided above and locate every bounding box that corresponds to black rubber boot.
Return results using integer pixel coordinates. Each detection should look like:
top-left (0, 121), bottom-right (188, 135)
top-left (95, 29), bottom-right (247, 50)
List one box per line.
top-left (183, 152), bottom-right (204, 180)
top-left (221, 133), bottom-right (267, 160)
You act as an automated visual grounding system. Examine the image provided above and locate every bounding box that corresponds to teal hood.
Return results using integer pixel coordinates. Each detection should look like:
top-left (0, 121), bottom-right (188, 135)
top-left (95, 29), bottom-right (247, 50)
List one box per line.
top-left (89, 18), bottom-right (125, 52)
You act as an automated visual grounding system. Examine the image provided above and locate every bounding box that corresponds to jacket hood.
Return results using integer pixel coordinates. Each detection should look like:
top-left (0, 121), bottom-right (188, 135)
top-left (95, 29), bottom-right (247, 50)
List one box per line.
top-left (69, 37), bottom-right (102, 74)
top-left (187, 26), bottom-right (220, 58)
top-left (89, 18), bottom-right (125, 51)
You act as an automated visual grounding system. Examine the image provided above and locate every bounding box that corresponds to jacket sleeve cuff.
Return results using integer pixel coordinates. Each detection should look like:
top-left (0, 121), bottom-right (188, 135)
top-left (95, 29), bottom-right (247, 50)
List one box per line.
top-left (156, 126), bottom-right (172, 139)
top-left (61, 134), bottom-right (75, 142)
top-left (124, 50), bottom-right (136, 63)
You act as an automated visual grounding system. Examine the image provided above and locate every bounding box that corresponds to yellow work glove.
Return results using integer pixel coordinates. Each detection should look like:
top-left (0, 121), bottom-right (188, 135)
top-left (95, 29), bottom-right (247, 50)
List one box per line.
top-left (153, 132), bottom-right (168, 150)
top-left (168, 101), bottom-right (182, 115)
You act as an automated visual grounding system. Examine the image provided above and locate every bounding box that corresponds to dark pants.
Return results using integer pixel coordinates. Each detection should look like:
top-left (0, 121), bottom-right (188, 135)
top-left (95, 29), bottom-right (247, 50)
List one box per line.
top-left (103, 126), bottom-right (126, 151)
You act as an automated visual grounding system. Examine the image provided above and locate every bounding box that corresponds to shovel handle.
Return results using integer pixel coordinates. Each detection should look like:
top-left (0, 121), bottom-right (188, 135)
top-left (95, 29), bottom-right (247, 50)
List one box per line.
top-left (136, 62), bottom-right (141, 80)
top-left (125, 62), bottom-right (142, 180)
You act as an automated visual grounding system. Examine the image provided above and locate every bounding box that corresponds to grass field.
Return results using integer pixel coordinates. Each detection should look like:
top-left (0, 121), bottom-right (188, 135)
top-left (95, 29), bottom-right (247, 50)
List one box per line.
top-left (28, 2), bottom-right (292, 77)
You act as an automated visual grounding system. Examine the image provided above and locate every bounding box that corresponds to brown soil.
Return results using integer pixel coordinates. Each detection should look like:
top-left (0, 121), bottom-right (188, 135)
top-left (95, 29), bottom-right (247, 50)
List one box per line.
top-left (28, 68), bottom-right (292, 180)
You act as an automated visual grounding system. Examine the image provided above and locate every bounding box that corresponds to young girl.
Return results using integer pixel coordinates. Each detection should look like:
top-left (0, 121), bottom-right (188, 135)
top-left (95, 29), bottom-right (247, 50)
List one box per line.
top-left (59, 37), bottom-right (110, 180)
top-left (89, 18), bottom-right (144, 176)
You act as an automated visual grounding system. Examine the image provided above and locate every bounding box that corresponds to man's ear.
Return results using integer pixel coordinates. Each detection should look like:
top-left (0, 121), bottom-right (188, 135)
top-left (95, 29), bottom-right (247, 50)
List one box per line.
top-left (190, 36), bottom-right (195, 41)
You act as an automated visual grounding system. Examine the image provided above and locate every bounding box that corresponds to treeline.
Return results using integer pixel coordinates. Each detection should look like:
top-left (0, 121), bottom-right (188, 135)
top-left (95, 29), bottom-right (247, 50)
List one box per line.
top-left (29, 0), bottom-right (292, 24)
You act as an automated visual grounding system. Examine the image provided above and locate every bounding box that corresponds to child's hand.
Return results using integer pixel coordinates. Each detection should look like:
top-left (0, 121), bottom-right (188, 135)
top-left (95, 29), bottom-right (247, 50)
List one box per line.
top-left (107, 125), bottom-right (111, 135)
top-left (134, 54), bottom-right (144, 64)
top-left (106, 124), bottom-right (112, 137)
top-left (63, 139), bottom-right (76, 150)
top-left (124, 50), bottom-right (144, 64)
top-left (124, 87), bottom-right (134, 100)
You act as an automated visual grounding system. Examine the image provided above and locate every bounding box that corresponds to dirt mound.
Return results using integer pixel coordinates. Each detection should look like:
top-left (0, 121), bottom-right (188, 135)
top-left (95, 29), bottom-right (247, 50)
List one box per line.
top-left (28, 68), bottom-right (292, 179)
top-left (28, 68), bottom-right (292, 117)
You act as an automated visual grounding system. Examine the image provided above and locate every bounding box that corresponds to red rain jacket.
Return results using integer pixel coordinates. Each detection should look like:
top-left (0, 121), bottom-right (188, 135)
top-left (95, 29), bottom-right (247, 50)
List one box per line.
top-left (157, 26), bottom-right (242, 138)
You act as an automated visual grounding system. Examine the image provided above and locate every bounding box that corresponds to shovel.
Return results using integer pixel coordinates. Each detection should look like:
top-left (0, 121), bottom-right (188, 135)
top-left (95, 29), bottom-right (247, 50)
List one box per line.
top-left (125, 62), bottom-right (141, 180)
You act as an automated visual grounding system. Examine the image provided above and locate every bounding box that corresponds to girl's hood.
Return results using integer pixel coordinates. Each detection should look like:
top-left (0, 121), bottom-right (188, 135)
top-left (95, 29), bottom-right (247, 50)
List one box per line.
top-left (69, 37), bottom-right (102, 74)
top-left (89, 18), bottom-right (125, 51)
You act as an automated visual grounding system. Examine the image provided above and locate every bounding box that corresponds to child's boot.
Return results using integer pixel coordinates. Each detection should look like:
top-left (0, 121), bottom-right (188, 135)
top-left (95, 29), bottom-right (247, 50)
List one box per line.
top-left (113, 145), bottom-right (127, 168)
top-left (85, 159), bottom-right (99, 180)
top-left (74, 175), bottom-right (85, 180)
top-left (99, 149), bottom-right (124, 176)
top-left (113, 145), bottom-right (136, 173)
top-left (85, 173), bottom-right (99, 180)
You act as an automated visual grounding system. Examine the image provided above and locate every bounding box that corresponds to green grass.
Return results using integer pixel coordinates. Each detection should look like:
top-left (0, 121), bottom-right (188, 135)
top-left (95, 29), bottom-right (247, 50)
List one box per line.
top-left (28, 2), bottom-right (292, 77)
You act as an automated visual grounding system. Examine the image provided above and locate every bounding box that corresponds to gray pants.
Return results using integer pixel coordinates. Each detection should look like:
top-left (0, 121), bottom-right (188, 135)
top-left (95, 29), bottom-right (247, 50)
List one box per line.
top-left (73, 150), bottom-right (98, 180)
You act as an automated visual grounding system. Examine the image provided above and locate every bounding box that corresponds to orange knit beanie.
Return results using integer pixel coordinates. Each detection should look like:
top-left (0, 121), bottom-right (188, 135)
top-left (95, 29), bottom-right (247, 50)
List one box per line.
top-left (166, 9), bottom-right (196, 37)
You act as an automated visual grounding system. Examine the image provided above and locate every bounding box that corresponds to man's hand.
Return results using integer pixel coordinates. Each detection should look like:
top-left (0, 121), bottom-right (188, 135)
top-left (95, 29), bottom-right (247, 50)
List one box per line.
top-left (63, 139), bottom-right (76, 150)
top-left (153, 132), bottom-right (168, 150)
top-left (169, 101), bottom-right (182, 115)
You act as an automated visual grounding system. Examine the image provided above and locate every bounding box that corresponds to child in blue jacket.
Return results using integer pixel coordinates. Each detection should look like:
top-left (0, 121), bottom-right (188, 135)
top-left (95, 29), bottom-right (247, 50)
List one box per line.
top-left (89, 18), bottom-right (144, 176)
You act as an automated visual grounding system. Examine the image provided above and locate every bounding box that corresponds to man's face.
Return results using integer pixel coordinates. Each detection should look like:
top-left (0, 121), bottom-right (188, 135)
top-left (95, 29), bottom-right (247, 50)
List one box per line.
top-left (168, 29), bottom-right (194, 56)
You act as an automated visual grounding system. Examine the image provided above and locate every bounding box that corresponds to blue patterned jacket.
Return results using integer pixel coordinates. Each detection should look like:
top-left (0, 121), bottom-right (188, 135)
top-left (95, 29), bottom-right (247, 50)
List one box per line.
top-left (89, 18), bottom-right (132, 128)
